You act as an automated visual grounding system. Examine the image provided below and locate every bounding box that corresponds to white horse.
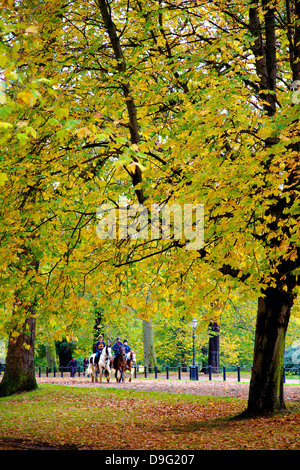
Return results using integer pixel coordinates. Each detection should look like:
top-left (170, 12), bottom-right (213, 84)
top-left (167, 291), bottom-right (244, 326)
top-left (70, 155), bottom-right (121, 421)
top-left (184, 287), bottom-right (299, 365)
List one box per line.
top-left (87, 345), bottom-right (112, 383)
top-left (126, 350), bottom-right (136, 363)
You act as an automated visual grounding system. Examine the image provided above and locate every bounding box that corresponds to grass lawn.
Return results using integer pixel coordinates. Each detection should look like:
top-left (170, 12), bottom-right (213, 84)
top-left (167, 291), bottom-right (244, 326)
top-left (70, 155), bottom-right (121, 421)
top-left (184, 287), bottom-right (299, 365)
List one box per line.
top-left (0, 384), bottom-right (299, 450)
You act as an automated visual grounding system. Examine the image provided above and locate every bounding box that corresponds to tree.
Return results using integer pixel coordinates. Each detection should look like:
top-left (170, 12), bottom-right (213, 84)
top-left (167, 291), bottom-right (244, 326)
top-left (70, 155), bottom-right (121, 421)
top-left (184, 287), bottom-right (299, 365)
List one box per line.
top-left (220, 298), bottom-right (256, 367)
top-left (56, 339), bottom-right (76, 369)
top-left (45, 342), bottom-right (57, 369)
top-left (1, 313), bottom-right (37, 396)
top-left (0, 1), bottom-right (118, 394)
top-left (93, 0), bottom-right (300, 415)
top-left (92, 304), bottom-right (105, 350)
top-left (142, 319), bottom-right (157, 370)
top-left (208, 322), bottom-right (220, 374)
top-left (117, 0), bottom-right (300, 416)
top-left (222, 0), bottom-right (300, 416)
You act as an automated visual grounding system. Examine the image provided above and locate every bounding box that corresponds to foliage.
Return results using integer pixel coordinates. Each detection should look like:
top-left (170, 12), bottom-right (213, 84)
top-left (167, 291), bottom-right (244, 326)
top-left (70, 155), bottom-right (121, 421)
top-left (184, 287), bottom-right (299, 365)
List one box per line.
top-left (219, 298), bottom-right (256, 367)
top-left (32, 294), bottom-right (260, 369)
top-left (100, 307), bottom-right (144, 361)
top-left (0, 0), bottom-right (285, 329)
top-left (153, 314), bottom-right (207, 367)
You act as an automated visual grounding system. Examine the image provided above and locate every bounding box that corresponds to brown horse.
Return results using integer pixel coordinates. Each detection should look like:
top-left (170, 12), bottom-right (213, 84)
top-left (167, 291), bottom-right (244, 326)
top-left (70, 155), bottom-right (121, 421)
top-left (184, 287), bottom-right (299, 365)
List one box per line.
top-left (125, 350), bottom-right (136, 382)
top-left (110, 345), bottom-right (127, 382)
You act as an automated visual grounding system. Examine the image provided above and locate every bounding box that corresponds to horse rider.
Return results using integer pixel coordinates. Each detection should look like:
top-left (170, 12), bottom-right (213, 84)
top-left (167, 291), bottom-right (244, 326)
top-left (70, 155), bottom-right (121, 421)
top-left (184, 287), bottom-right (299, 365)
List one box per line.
top-left (112, 336), bottom-right (124, 370)
top-left (123, 339), bottom-right (131, 359)
top-left (95, 334), bottom-right (106, 365)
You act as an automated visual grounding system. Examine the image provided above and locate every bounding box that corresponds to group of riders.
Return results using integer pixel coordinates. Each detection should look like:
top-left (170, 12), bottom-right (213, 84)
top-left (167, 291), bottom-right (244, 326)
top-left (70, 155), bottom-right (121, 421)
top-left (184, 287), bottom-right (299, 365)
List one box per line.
top-left (95, 334), bottom-right (131, 371)
top-left (88, 334), bottom-right (134, 382)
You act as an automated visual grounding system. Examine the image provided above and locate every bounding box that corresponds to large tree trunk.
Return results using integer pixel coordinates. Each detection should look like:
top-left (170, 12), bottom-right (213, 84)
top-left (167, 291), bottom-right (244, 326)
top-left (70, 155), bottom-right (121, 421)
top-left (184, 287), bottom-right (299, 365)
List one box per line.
top-left (245, 287), bottom-right (292, 416)
top-left (0, 243), bottom-right (39, 397)
top-left (0, 313), bottom-right (37, 397)
top-left (93, 305), bottom-right (105, 351)
top-left (56, 339), bottom-right (74, 368)
top-left (45, 341), bottom-right (57, 368)
top-left (143, 320), bottom-right (157, 371)
top-left (208, 322), bottom-right (219, 373)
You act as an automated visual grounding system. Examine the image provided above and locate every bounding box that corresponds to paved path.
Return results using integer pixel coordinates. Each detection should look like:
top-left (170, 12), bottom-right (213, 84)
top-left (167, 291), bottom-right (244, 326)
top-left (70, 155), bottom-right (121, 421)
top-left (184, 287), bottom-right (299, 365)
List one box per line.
top-left (36, 376), bottom-right (300, 402)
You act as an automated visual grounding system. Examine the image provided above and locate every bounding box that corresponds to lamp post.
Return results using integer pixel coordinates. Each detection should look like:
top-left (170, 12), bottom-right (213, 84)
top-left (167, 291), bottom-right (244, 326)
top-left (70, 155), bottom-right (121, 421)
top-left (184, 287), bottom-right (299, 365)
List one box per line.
top-left (190, 317), bottom-right (198, 380)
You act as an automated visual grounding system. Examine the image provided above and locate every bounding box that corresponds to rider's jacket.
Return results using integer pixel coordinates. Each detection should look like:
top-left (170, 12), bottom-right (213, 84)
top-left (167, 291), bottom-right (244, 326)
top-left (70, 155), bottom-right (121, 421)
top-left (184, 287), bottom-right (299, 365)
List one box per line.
top-left (112, 341), bottom-right (124, 356)
top-left (95, 341), bottom-right (105, 355)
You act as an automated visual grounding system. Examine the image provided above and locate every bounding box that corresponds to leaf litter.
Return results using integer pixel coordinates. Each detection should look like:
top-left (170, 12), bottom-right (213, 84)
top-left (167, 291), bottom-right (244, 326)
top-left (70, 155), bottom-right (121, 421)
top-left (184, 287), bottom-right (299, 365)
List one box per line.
top-left (0, 379), bottom-right (299, 450)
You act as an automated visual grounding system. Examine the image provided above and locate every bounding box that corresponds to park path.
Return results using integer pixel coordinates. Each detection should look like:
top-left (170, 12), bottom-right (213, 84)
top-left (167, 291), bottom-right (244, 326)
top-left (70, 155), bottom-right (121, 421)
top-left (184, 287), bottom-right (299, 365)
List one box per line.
top-left (36, 376), bottom-right (300, 402)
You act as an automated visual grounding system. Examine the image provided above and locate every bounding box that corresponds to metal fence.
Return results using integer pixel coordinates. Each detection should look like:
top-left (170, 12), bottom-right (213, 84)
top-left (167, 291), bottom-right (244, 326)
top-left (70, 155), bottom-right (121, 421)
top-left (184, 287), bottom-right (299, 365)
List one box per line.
top-left (12, 364), bottom-right (300, 382)
top-left (132, 365), bottom-right (248, 382)
top-left (1, 364), bottom-right (299, 383)
top-left (124, 364), bottom-right (300, 383)
top-left (30, 364), bottom-right (246, 381)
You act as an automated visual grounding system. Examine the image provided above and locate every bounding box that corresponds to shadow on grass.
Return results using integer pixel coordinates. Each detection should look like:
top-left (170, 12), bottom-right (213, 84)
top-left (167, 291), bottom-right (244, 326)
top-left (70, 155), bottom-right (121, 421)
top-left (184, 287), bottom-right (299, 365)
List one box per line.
top-left (136, 413), bottom-right (239, 435)
top-left (136, 403), bottom-right (300, 436)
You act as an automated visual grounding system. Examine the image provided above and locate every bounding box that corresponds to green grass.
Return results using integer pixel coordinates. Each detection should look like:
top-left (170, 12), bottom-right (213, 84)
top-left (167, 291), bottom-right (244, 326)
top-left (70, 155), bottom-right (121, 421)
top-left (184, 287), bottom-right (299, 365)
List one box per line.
top-left (0, 385), bottom-right (299, 450)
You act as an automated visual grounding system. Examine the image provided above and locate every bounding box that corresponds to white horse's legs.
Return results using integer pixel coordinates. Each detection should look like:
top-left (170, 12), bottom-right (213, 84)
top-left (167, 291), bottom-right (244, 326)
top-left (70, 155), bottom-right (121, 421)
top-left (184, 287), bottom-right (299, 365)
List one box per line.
top-left (94, 364), bottom-right (98, 383)
top-left (96, 362), bottom-right (111, 383)
top-left (88, 364), bottom-right (96, 382)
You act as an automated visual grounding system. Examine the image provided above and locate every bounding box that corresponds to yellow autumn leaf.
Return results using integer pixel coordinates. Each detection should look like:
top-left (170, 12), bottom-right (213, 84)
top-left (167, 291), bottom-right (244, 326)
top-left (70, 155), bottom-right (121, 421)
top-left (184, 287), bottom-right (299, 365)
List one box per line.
top-left (17, 90), bottom-right (37, 107)
top-left (25, 25), bottom-right (39, 34)
top-left (0, 173), bottom-right (8, 186)
top-left (11, 330), bottom-right (20, 338)
top-left (16, 120), bottom-right (29, 128)
top-left (0, 81), bottom-right (6, 102)
top-left (0, 122), bottom-right (12, 129)
top-left (75, 127), bottom-right (91, 139)
top-left (54, 107), bottom-right (69, 119)
top-left (131, 143), bottom-right (139, 152)
top-left (2, 0), bottom-right (14, 8)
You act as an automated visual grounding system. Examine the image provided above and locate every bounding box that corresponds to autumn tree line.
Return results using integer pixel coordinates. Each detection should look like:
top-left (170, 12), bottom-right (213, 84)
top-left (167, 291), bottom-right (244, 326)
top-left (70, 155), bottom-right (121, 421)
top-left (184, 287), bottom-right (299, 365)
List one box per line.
top-left (31, 299), bottom-right (300, 372)
top-left (0, 0), bottom-right (300, 417)
top-left (33, 298), bottom-right (257, 370)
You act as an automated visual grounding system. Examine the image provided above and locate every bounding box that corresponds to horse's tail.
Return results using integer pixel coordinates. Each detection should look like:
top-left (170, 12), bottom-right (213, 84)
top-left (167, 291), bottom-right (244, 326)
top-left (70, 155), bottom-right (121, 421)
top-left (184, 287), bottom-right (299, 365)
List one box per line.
top-left (86, 360), bottom-right (94, 376)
